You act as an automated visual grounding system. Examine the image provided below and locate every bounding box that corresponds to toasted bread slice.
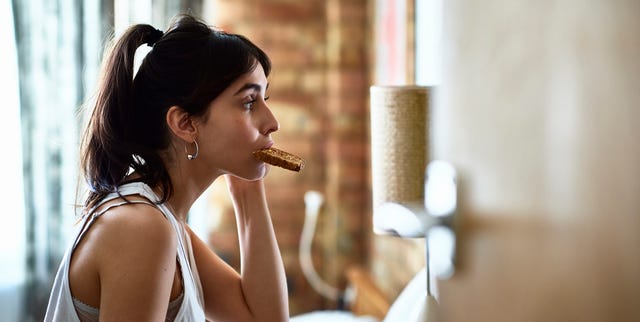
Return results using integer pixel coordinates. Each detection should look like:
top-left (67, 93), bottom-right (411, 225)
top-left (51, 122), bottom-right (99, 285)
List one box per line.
top-left (253, 147), bottom-right (305, 172)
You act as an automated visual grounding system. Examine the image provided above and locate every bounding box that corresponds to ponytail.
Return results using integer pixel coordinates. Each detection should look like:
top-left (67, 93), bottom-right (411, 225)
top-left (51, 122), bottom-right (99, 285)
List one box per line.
top-left (81, 24), bottom-right (167, 207)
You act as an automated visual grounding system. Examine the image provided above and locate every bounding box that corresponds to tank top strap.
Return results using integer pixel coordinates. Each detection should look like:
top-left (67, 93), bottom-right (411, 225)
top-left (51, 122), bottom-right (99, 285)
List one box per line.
top-left (92, 199), bottom-right (156, 218)
top-left (72, 182), bottom-right (162, 250)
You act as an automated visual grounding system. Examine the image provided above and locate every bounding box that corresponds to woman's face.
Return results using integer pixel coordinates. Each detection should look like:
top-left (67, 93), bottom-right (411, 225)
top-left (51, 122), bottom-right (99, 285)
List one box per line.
top-left (196, 63), bottom-right (279, 180)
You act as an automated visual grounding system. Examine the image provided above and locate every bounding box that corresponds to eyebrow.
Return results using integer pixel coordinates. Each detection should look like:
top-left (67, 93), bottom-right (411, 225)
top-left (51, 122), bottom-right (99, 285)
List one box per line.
top-left (234, 82), bottom-right (270, 96)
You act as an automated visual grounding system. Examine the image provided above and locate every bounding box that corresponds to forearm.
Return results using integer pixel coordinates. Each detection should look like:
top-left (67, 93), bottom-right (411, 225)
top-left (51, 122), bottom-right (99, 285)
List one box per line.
top-left (229, 180), bottom-right (289, 321)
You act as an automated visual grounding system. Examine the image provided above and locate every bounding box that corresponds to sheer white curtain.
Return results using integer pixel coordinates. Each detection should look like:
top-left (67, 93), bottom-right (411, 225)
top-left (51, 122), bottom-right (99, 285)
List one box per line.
top-left (0, 2), bottom-right (26, 322)
top-left (6, 1), bottom-right (203, 321)
top-left (10, 0), bottom-right (109, 320)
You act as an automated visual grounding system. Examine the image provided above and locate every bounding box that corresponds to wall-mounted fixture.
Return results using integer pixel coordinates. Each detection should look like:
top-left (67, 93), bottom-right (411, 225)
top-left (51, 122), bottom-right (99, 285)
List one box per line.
top-left (370, 85), bottom-right (459, 322)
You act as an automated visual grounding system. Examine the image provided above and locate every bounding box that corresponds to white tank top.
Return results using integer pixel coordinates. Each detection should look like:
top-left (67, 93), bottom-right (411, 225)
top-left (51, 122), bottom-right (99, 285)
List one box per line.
top-left (44, 182), bottom-right (206, 321)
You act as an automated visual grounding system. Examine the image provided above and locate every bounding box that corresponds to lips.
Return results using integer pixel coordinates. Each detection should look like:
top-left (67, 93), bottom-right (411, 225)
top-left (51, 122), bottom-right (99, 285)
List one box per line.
top-left (252, 141), bottom-right (274, 161)
top-left (253, 146), bottom-right (305, 172)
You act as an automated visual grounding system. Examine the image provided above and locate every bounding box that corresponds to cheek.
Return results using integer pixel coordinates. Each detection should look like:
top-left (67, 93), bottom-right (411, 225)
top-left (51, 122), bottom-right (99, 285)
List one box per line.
top-left (207, 118), bottom-right (259, 160)
top-left (214, 122), bottom-right (266, 179)
top-left (226, 118), bottom-right (258, 145)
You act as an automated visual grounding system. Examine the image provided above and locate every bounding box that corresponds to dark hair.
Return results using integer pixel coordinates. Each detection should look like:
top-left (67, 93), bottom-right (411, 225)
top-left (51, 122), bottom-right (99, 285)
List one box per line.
top-left (81, 14), bottom-right (271, 208)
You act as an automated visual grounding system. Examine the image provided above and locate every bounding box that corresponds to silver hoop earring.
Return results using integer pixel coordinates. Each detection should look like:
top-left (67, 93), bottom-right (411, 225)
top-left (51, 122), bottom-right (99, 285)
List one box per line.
top-left (186, 140), bottom-right (199, 160)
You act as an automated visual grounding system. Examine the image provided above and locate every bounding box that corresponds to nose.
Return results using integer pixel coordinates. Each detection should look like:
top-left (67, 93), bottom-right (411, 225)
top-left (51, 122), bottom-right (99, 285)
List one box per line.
top-left (261, 103), bottom-right (280, 136)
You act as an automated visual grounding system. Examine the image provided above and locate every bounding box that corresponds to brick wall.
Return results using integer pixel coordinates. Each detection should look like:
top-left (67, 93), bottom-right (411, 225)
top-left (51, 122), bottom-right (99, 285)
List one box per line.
top-left (200, 0), bottom-right (424, 316)
top-left (200, 0), bottom-right (370, 315)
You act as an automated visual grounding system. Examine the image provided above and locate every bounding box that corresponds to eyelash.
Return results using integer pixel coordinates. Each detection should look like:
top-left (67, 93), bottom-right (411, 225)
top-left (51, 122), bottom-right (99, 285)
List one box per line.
top-left (243, 95), bottom-right (270, 110)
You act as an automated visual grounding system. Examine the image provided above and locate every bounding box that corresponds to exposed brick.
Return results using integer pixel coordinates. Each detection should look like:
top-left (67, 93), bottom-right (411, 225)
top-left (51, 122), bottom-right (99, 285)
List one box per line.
top-left (254, 1), bottom-right (324, 22)
top-left (269, 68), bottom-right (299, 91)
top-left (300, 69), bottom-right (326, 94)
top-left (269, 100), bottom-right (321, 136)
top-left (255, 22), bottom-right (326, 49)
top-left (202, 0), bottom-right (371, 316)
top-left (269, 46), bottom-right (317, 67)
top-left (327, 69), bottom-right (368, 94)
top-left (211, 0), bottom-right (247, 24)
top-left (325, 113), bottom-right (368, 137)
top-left (273, 224), bottom-right (303, 248)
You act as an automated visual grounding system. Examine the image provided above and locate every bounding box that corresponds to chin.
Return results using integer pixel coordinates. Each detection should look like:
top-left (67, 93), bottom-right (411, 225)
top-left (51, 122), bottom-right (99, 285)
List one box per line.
top-left (253, 164), bottom-right (270, 179)
top-left (234, 163), bottom-right (269, 181)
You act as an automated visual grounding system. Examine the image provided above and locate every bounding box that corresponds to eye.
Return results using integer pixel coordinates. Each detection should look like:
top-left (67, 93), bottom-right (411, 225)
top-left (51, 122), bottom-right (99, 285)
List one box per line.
top-left (243, 99), bottom-right (256, 110)
top-left (243, 94), bottom-right (269, 110)
top-left (243, 94), bottom-right (257, 110)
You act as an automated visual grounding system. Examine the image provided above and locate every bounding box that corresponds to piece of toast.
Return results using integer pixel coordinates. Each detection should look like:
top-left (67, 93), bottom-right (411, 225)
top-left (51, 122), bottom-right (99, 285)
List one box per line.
top-left (253, 147), bottom-right (305, 172)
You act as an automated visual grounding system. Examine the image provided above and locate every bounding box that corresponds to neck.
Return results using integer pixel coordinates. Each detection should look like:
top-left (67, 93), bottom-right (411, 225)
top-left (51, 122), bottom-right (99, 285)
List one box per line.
top-left (161, 155), bottom-right (221, 222)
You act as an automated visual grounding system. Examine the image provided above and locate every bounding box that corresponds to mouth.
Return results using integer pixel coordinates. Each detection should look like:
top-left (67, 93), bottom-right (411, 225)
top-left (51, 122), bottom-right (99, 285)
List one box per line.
top-left (252, 141), bottom-right (274, 164)
top-left (252, 146), bottom-right (305, 172)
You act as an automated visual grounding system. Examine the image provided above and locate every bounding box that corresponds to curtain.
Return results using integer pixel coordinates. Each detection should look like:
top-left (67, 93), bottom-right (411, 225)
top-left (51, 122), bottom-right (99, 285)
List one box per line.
top-left (0, 2), bottom-right (27, 322)
top-left (9, 1), bottom-right (202, 321)
top-left (11, 0), bottom-right (111, 320)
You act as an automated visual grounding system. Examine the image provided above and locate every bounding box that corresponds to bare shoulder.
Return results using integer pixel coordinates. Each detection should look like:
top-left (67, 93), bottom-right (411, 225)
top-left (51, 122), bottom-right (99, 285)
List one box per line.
top-left (93, 200), bottom-right (180, 320)
top-left (70, 197), bottom-right (178, 310)
top-left (91, 199), bottom-right (177, 262)
top-left (71, 197), bottom-right (178, 275)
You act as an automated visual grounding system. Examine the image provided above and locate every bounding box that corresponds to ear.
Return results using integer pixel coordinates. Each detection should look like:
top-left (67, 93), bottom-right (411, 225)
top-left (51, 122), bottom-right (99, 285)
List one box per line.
top-left (166, 106), bottom-right (198, 142)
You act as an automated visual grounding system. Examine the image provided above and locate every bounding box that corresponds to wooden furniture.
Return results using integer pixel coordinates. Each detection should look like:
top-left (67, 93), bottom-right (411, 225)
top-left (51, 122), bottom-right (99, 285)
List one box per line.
top-left (345, 266), bottom-right (390, 321)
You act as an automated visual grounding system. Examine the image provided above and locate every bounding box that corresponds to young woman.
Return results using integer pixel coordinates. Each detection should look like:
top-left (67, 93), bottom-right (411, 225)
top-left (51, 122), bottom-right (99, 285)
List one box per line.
top-left (45, 15), bottom-right (289, 322)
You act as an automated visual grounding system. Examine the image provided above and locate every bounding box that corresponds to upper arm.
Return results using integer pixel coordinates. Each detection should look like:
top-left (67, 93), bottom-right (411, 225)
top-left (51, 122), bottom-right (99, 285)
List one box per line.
top-left (186, 225), bottom-right (255, 321)
top-left (95, 204), bottom-right (177, 322)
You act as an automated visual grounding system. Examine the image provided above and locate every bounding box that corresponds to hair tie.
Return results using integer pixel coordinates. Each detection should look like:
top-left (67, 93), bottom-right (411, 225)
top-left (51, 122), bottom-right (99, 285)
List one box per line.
top-left (146, 29), bottom-right (164, 47)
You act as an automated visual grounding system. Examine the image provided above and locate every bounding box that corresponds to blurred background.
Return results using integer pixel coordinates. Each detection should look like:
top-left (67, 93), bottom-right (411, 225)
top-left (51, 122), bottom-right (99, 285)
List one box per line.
top-left (1, 0), bottom-right (432, 320)
top-left (3, 0), bottom-right (640, 321)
